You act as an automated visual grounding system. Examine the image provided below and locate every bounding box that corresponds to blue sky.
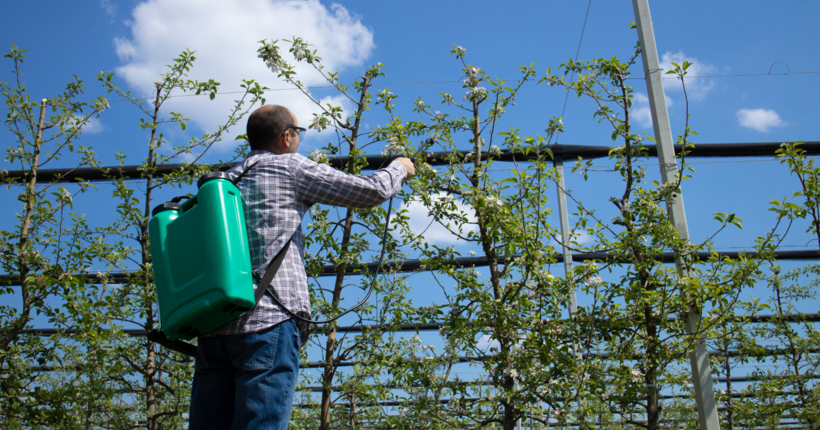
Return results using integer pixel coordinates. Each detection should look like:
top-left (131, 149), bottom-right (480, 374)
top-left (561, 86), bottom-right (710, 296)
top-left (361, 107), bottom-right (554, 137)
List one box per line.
top-left (2, 0), bottom-right (819, 386)
top-left (2, 0), bottom-right (816, 214)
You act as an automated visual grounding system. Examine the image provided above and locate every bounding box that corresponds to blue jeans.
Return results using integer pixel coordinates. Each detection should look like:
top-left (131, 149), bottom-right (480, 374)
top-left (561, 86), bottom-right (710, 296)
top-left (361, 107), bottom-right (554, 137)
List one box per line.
top-left (189, 319), bottom-right (300, 429)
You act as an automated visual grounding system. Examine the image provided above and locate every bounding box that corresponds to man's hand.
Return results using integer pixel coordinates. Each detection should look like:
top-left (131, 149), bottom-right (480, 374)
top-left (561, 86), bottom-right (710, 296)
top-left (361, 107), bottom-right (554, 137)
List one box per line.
top-left (393, 157), bottom-right (415, 179)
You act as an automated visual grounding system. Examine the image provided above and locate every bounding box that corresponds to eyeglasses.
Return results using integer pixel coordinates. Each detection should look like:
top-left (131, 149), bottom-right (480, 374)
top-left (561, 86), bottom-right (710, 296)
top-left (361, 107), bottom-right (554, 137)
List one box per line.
top-left (283, 125), bottom-right (307, 140)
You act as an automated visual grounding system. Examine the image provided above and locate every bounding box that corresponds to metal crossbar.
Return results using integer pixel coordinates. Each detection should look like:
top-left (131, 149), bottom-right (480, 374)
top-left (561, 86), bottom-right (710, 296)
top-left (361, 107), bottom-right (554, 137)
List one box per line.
top-left (1, 142), bottom-right (817, 184)
top-left (2, 249), bottom-right (817, 286)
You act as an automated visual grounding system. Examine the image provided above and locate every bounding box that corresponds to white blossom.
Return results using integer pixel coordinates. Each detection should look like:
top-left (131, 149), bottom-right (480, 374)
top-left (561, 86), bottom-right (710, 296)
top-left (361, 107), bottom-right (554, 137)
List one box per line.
top-left (630, 368), bottom-right (644, 382)
top-left (309, 150), bottom-right (328, 164)
top-left (584, 275), bottom-right (603, 286)
top-left (503, 367), bottom-right (519, 379)
top-left (381, 136), bottom-right (405, 156)
top-left (5, 148), bottom-right (23, 162)
top-left (293, 47), bottom-right (307, 60)
top-left (486, 196), bottom-right (503, 208)
top-left (264, 58), bottom-right (281, 73)
top-left (463, 86), bottom-right (488, 102)
top-left (258, 42), bottom-right (282, 73)
top-left (468, 250), bottom-right (476, 257)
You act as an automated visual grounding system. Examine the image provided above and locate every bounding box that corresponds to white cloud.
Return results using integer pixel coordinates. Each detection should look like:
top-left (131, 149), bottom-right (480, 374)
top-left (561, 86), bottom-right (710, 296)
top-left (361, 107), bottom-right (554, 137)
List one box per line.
top-left (113, 0), bottom-right (374, 150)
top-left (100, 0), bottom-right (116, 17)
top-left (399, 192), bottom-right (477, 245)
top-left (476, 334), bottom-right (499, 351)
top-left (83, 117), bottom-right (104, 134)
top-left (560, 230), bottom-right (594, 246)
top-left (631, 92), bottom-right (673, 129)
top-left (736, 108), bottom-right (786, 133)
top-left (659, 51), bottom-right (715, 101)
top-left (64, 116), bottom-right (104, 134)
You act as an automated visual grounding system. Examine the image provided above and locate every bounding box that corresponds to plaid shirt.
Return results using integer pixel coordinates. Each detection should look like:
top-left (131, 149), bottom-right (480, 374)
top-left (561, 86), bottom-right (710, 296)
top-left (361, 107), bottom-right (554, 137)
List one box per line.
top-left (209, 150), bottom-right (406, 345)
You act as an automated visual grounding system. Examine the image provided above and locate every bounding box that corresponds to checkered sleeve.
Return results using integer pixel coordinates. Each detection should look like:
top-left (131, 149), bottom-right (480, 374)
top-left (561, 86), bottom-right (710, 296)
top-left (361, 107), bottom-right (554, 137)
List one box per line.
top-left (293, 156), bottom-right (408, 207)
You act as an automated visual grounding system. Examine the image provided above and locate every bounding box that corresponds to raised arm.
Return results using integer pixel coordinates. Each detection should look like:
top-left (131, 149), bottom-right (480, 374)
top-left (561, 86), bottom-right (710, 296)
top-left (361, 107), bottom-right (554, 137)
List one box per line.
top-left (294, 156), bottom-right (411, 208)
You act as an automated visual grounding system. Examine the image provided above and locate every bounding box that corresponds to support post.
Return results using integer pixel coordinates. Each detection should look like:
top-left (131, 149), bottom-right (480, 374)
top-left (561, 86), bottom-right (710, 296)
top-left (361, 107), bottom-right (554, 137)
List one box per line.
top-left (554, 155), bottom-right (583, 421)
top-left (631, 1), bottom-right (720, 429)
top-left (554, 155), bottom-right (577, 315)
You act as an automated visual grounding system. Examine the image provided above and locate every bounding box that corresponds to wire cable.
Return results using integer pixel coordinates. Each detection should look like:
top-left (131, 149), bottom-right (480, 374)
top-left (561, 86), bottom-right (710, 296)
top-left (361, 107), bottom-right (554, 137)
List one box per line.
top-left (559, 0), bottom-right (594, 122)
top-left (3, 69), bottom-right (816, 111)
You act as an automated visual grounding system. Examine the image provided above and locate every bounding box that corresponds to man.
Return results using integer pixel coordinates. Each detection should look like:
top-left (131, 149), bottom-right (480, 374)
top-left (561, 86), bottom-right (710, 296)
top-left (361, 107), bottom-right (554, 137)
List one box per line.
top-left (189, 105), bottom-right (414, 429)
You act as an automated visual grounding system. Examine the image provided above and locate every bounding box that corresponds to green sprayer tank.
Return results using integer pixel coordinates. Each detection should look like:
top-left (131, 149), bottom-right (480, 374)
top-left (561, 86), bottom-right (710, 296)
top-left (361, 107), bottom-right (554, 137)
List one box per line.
top-left (149, 172), bottom-right (254, 340)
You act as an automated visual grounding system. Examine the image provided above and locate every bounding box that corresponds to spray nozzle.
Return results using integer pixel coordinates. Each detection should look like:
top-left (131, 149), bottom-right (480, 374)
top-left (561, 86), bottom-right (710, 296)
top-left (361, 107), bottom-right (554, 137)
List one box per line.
top-left (411, 138), bottom-right (435, 164)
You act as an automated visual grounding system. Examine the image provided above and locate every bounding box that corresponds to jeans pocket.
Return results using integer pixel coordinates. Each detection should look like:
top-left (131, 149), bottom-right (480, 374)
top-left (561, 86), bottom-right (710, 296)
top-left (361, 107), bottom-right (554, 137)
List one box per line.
top-left (231, 325), bottom-right (279, 371)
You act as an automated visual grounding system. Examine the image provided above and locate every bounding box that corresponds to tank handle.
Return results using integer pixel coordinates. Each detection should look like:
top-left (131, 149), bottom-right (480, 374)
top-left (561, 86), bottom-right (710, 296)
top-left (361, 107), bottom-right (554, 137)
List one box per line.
top-left (179, 195), bottom-right (198, 214)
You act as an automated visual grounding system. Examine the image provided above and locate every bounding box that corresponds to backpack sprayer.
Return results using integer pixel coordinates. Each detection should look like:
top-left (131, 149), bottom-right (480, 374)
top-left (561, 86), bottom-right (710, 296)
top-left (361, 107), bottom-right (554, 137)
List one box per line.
top-left (147, 139), bottom-right (433, 356)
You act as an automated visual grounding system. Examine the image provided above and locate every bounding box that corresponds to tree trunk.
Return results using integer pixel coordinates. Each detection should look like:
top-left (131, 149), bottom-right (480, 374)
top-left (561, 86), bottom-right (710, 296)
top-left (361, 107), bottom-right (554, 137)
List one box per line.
top-left (0, 99), bottom-right (46, 369)
top-left (319, 76), bottom-right (370, 430)
top-left (143, 85), bottom-right (162, 430)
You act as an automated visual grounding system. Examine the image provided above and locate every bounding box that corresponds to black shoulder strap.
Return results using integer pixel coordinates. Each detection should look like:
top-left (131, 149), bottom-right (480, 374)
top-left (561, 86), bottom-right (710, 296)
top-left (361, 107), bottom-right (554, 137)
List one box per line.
top-left (147, 329), bottom-right (197, 357)
top-left (254, 239), bottom-right (292, 305)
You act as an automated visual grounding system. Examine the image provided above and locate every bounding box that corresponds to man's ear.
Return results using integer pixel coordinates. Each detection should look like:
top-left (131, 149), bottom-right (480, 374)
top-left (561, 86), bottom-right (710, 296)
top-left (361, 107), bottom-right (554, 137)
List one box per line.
top-left (281, 132), bottom-right (291, 151)
top-left (272, 133), bottom-right (289, 154)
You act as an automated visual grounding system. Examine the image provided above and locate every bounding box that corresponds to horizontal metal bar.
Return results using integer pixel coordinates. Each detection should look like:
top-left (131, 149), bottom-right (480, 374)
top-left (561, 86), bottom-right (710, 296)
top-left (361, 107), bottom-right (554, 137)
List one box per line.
top-left (308, 346), bottom-right (820, 369)
top-left (21, 309), bottom-right (820, 338)
top-left (23, 323), bottom-right (444, 337)
top-left (2, 249), bottom-right (817, 286)
top-left (293, 389), bottom-right (811, 409)
top-left (11, 329), bottom-right (818, 369)
top-left (294, 396), bottom-right (482, 408)
top-left (714, 373), bottom-right (820, 383)
top-left (2, 142), bottom-right (817, 184)
top-left (21, 310), bottom-right (820, 343)
top-left (297, 374), bottom-right (820, 392)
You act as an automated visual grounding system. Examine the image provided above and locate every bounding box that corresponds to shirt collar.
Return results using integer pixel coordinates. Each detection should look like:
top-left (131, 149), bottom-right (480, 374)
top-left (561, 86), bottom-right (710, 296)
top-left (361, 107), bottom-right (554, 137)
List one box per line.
top-left (248, 149), bottom-right (276, 157)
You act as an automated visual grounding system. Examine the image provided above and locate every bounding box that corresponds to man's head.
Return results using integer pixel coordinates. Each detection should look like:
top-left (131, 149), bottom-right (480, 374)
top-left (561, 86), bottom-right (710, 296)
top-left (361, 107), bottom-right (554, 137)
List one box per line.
top-left (246, 105), bottom-right (303, 154)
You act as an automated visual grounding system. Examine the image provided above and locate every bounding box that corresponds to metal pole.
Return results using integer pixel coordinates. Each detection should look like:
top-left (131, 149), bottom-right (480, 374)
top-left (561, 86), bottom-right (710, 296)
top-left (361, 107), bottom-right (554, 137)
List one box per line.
top-left (631, 1), bottom-right (720, 429)
top-left (553, 155), bottom-right (583, 423)
top-left (554, 156), bottom-right (577, 315)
